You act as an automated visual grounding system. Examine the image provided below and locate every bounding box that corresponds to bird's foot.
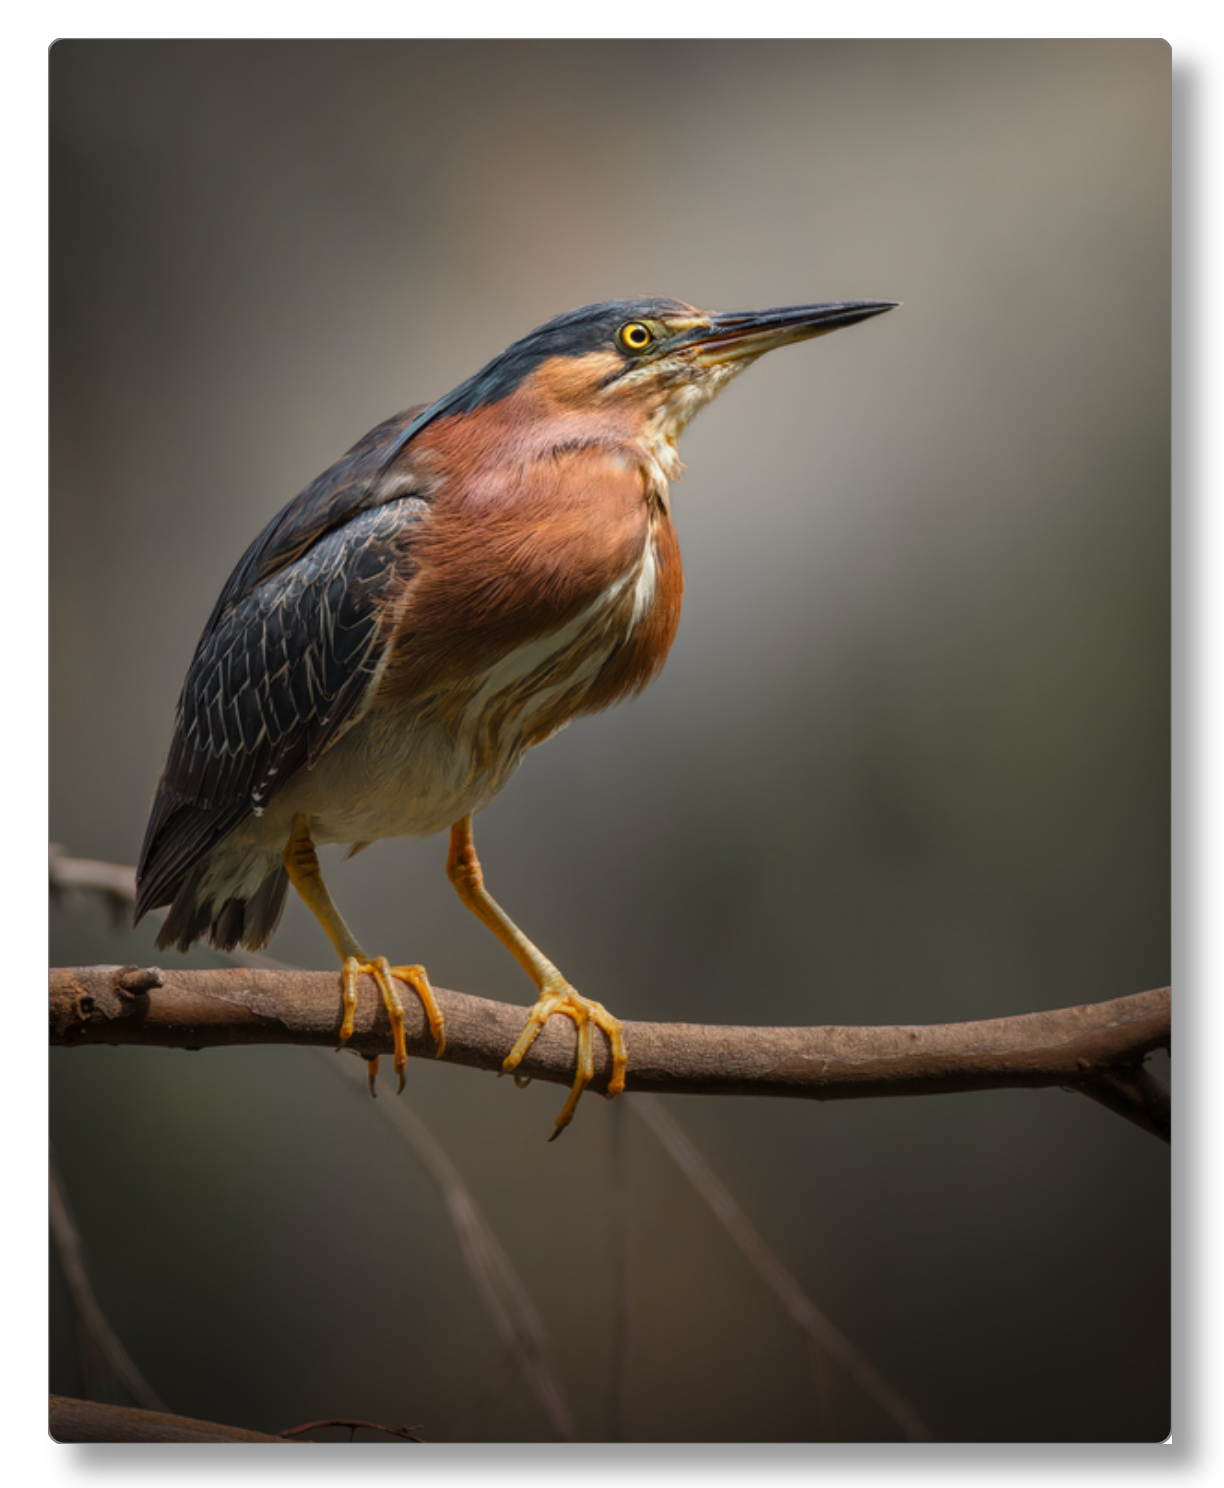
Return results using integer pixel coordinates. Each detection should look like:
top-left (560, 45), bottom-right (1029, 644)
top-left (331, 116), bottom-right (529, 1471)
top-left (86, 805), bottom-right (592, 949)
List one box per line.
top-left (338, 956), bottom-right (446, 1094)
top-left (503, 984), bottom-right (627, 1140)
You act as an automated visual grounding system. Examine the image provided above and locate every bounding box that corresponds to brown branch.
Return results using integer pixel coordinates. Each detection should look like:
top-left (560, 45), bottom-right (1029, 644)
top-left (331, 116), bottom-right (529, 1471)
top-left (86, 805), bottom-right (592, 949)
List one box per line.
top-left (49, 1393), bottom-right (296, 1443)
top-left (49, 964), bottom-right (1170, 1137)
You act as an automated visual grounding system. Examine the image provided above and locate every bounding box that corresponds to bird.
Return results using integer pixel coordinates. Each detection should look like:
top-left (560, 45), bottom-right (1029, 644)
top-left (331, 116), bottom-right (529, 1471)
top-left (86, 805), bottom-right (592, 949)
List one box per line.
top-left (134, 295), bottom-right (896, 1136)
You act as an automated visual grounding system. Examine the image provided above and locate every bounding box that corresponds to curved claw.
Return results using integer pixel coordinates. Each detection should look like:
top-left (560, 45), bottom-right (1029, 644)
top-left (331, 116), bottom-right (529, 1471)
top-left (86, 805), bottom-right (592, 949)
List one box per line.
top-left (503, 985), bottom-right (627, 1138)
top-left (338, 957), bottom-right (446, 1095)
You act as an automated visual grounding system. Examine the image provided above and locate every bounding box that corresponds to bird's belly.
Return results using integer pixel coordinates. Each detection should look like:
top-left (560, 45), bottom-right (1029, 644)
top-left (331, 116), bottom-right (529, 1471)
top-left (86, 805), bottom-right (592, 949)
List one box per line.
top-left (254, 649), bottom-right (604, 851)
top-left (265, 707), bottom-right (514, 848)
top-left (184, 708), bottom-right (490, 913)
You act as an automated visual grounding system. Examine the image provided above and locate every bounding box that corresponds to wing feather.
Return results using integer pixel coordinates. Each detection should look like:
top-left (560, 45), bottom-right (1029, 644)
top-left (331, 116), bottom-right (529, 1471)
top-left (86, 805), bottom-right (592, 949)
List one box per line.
top-left (135, 475), bottom-right (430, 920)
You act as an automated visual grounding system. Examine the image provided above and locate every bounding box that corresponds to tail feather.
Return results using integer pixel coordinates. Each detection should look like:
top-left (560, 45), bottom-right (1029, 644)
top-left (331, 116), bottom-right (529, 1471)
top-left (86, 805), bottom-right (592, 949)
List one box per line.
top-left (154, 863), bottom-right (290, 954)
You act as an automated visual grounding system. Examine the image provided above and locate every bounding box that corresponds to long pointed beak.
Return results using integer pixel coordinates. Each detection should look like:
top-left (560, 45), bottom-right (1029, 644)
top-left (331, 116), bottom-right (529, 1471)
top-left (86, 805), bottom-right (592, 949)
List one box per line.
top-left (681, 300), bottom-right (899, 365)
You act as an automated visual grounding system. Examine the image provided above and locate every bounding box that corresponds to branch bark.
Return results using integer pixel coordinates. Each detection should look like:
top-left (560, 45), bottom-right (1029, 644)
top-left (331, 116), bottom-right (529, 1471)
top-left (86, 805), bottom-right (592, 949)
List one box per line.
top-left (50, 965), bottom-right (1170, 1138)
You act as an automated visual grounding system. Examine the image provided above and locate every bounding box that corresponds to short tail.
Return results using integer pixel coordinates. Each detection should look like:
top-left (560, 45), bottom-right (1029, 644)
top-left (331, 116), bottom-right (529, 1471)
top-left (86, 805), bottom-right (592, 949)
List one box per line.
top-left (151, 863), bottom-right (291, 954)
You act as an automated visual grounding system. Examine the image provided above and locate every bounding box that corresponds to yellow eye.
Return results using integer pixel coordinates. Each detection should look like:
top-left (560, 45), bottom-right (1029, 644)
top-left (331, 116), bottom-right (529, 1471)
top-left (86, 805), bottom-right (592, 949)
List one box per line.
top-left (618, 322), bottom-right (654, 353)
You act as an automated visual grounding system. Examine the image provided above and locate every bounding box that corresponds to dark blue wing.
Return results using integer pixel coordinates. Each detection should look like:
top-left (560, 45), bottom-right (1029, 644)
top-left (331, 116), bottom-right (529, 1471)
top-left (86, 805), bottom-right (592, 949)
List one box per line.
top-left (135, 418), bottom-right (431, 922)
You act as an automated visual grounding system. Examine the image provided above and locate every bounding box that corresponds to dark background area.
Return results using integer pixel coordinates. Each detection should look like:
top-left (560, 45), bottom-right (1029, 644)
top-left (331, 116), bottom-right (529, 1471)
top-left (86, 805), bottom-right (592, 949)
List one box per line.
top-left (49, 39), bottom-right (1169, 1443)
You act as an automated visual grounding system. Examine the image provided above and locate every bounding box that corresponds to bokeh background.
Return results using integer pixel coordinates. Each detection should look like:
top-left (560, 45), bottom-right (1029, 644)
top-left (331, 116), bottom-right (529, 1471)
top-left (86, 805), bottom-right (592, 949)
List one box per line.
top-left (49, 40), bottom-right (1169, 1443)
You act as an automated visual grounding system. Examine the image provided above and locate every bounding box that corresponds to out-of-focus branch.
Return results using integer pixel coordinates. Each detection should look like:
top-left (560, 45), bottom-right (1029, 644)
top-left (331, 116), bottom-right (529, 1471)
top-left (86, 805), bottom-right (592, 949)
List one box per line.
top-left (49, 844), bottom-right (137, 920)
top-left (326, 1048), bottom-right (578, 1440)
top-left (49, 963), bottom-right (1170, 1139)
top-left (49, 1153), bottom-right (166, 1412)
top-left (1076, 1064), bottom-right (1170, 1142)
top-left (49, 1394), bottom-right (296, 1443)
top-left (627, 1093), bottom-right (933, 1440)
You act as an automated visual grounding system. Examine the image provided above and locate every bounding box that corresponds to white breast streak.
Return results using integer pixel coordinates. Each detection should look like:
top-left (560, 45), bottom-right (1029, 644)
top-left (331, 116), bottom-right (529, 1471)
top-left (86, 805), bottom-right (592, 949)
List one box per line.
top-left (466, 567), bottom-right (634, 718)
top-left (465, 532), bottom-right (658, 727)
top-left (630, 537), bottom-right (658, 626)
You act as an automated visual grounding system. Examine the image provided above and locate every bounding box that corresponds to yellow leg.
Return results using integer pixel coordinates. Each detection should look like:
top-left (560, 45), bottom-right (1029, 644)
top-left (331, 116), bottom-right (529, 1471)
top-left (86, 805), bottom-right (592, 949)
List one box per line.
top-left (446, 814), bottom-right (626, 1139)
top-left (282, 816), bottom-right (445, 1093)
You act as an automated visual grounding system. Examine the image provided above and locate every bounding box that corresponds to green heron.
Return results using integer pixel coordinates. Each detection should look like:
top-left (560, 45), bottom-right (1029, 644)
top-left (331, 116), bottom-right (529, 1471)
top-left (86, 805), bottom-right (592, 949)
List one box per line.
top-left (135, 296), bottom-right (896, 1135)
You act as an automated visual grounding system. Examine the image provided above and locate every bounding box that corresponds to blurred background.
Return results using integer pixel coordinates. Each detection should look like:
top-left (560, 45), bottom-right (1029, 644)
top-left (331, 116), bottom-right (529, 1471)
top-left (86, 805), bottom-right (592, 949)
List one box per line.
top-left (49, 40), bottom-right (1169, 1443)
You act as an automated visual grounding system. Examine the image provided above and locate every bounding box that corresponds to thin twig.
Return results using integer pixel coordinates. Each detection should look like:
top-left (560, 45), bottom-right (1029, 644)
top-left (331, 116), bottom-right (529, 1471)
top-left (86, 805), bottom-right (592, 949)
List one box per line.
top-left (609, 1097), bottom-right (631, 1442)
top-left (276, 1417), bottom-right (425, 1442)
top-left (628, 1094), bottom-right (933, 1442)
top-left (327, 1051), bottom-right (578, 1442)
top-left (49, 1153), bottom-right (167, 1412)
top-left (1076, 1065), bottom-right (1171, 1141)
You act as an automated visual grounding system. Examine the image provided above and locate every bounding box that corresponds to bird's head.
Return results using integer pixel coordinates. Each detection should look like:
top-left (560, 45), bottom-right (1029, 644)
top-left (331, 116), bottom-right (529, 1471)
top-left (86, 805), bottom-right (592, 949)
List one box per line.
top-left (532, 297), bottom-right (898, 434)
top-left (491, 297), bottom-right (897, 442)
top-left (386, 296), bottom-right (897, 481)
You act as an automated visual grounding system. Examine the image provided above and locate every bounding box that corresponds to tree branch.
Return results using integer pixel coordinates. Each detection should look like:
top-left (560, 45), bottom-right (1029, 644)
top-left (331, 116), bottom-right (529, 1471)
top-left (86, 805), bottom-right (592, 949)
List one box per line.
top-left (50, 965), bottom-right (1170, 1138)
top-left (49, 1394), bottom-right (297, 1444)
